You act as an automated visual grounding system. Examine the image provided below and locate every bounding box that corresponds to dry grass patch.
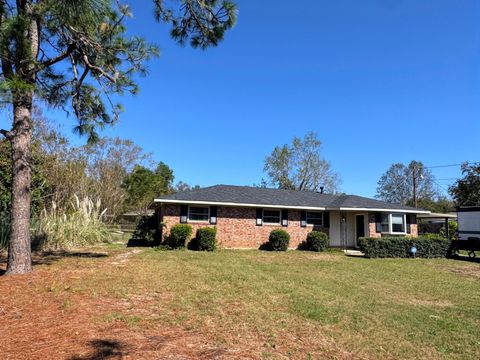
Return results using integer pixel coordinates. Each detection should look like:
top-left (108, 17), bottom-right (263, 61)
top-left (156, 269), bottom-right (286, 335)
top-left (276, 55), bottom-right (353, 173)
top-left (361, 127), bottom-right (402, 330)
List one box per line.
top-left (1, 245), bottom-right (479, 359)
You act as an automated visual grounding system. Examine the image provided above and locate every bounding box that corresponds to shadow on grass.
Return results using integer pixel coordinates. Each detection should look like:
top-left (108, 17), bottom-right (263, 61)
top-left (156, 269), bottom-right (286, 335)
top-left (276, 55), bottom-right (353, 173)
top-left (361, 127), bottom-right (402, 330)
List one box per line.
top-left (69, 339), bottom-right (125, 360)
top-left (126, 238), bottom-right (155, 248)
top-left (0, 250), bottom-right (109, 273)
top-left (450, 254), bottom-right (480, 264)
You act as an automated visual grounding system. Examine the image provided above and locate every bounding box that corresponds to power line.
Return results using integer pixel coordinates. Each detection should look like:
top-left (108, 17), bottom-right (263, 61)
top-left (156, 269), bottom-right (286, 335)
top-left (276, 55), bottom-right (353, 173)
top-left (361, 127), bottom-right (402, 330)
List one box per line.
top-left (425, 163), bottom-right (464, 169)
top-left (425, 161), bottom-right (479, 169)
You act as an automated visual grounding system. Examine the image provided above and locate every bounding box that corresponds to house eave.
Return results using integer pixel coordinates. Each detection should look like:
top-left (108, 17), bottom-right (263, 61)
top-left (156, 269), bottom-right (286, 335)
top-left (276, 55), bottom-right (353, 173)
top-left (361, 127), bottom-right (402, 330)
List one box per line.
top-left (333, 207), bottom-right (430, 214)
top-left (153, 199), bottom-right (430, 214)
top-left (154, 199), bottom-right (326, 211)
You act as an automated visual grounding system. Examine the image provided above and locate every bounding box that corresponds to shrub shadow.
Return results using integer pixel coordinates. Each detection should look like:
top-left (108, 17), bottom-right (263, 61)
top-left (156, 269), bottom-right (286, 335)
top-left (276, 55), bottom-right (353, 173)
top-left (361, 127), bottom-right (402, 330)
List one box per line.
top-left (126, 238), bottom-right (154, 248)
top-left (69, 339), bottom-right (125, 360)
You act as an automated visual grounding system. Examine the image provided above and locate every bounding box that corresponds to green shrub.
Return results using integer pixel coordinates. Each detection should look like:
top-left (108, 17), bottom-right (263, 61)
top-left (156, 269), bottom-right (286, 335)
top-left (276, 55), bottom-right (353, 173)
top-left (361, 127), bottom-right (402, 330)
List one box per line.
top-left (358, 235), bottom-right (454, 258)
top-left (165, 224), bottom-right (192, 249)
top-left (132, 215), bottom-right (158, 244)
top-left (299, 231), bottom-right (329, 252)
top-left (263, 229), bottom-right (290, 251)
top-left (192, 227), bottom-right (217, 251)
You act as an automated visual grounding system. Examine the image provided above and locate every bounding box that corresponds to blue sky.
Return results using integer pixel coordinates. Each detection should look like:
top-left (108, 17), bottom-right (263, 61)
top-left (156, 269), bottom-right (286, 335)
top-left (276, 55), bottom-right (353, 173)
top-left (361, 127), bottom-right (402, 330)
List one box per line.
top-left (52, 0), bottom-right (480, 197)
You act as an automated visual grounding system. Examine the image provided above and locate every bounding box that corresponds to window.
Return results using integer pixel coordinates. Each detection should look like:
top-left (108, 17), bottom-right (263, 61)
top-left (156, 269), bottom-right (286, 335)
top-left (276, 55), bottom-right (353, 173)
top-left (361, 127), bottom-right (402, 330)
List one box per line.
top-left (306, 211), bottom-right (323, 226)
top-left (263, 209), bottom-right (281, 224)
top-left (188, 206), bottom-right (209, 222)
top-left (381, 213), bottom-right (406, 234)
top-left (391, 214), bottom-right (406, 233)
top-left (381, 214), bottom-right (390, 233)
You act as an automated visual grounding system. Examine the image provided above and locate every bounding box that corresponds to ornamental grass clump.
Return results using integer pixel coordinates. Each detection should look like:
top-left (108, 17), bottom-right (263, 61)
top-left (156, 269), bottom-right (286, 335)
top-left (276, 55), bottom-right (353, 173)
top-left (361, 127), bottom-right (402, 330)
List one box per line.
top-left (34, 195), bottom-right (109, 250)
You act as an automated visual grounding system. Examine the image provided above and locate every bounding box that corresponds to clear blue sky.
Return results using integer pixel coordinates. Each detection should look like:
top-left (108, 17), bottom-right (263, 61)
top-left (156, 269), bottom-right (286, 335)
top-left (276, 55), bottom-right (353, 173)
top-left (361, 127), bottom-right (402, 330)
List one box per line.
top-left (53, 0), bottom-right (480, 197)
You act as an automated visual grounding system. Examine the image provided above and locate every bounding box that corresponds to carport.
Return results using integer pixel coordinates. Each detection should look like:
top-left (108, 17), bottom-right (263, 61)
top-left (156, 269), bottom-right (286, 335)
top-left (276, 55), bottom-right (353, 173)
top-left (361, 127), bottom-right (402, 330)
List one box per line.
top-left (416, 212), bottom-right (457, 236)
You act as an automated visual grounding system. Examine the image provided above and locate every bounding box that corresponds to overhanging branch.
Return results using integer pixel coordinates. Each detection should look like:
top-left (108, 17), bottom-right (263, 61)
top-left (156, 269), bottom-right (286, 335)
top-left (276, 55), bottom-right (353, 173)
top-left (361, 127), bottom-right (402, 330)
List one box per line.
top-left (0, 129), bottom-right (13, 140)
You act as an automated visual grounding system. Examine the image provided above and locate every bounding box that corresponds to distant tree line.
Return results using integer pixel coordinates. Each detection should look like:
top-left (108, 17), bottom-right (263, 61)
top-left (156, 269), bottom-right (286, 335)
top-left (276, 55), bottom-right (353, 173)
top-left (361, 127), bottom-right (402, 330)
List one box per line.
top-left (0, 115), bottom-right (197, 222)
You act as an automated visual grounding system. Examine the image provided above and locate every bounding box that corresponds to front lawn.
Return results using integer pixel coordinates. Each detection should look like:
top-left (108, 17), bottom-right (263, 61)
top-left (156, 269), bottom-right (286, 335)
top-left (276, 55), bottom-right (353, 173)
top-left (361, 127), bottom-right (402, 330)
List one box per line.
top-left (1, 247), bottom-right (479, 359)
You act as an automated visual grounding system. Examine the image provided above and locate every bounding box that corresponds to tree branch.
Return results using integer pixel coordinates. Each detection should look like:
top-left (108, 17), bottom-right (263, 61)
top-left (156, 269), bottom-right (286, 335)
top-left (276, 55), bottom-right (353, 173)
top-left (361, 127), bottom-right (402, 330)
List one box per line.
top-left (0, 129), bottom-right (13, 140)
top-left (82, 54), bottom-right (116, 83)
top-left (39, 43), bottom-right (76, 68)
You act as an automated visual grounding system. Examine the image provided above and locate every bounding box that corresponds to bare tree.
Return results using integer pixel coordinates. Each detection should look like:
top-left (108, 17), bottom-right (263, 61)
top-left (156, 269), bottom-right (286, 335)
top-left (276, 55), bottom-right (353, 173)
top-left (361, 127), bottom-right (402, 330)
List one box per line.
top-left (264, 132), bottom-right (341, 193)
top-left (375, 161), bottom-right (438, 206)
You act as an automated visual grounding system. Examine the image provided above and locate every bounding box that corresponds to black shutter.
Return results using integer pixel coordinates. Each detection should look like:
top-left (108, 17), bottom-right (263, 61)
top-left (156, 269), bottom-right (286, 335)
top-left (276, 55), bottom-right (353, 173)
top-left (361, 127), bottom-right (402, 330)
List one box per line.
top-left (180, 205), bottom-right (188, 223)
top-left (323, 211), bottom-right (330, 228)
top-left (256, 208), bottom-right (263, 226)
top-left (406, 214), bottom-right (411, 234)
top-left (210, 206), bottom-right (218, 225)
top-left (375, 212), bottom-right (382, 233)
top-left (281, 209), bottom-right (288, 227)
top-left (300, 210), bottom-right (307, 227)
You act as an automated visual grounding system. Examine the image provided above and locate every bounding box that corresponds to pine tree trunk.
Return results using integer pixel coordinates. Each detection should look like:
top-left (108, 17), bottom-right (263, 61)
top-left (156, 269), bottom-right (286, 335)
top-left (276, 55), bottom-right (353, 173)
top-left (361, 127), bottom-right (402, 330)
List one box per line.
top-left (4, 0), bottom-right (38, 275)
top-left (6, 97), bottom-right (33, 275)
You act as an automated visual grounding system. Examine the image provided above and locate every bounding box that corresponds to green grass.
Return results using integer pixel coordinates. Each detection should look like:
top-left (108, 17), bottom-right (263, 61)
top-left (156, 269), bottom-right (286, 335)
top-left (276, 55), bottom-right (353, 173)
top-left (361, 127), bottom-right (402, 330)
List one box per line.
top-left (69, 249), bottom-right (480, 359)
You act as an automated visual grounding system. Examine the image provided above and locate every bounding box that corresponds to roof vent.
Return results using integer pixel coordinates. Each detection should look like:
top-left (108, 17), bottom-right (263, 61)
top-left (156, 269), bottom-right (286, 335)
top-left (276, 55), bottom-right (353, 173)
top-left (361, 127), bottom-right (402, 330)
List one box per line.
top-left (319, 186), bottom-right (324, 194)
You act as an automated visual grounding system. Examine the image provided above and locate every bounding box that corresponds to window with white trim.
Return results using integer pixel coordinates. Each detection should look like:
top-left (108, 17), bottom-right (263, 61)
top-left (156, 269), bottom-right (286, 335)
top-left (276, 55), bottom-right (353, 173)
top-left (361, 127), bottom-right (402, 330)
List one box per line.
top-left (263, 209), bottom-right (281, 224)
top-left (306, 211), bottom-right (323, 226)
top-left (381, 213), bottom-right (406, 234)
top-left (188, 206), bottom-right (209, 222)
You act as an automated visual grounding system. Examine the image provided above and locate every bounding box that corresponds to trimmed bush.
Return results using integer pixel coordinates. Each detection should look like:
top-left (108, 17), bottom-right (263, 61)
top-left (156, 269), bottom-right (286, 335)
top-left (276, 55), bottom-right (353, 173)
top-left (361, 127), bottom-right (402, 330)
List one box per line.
top-left (264, 229), bottom-right (290, 251)
top-left (358, 235), bottom-right (454, 258)
top-left (192, 227), bottom-right (217, 251)
top-left (299, 231), bottom-right (329, 252)
top-left (165, 224), bottom-right (192, 249)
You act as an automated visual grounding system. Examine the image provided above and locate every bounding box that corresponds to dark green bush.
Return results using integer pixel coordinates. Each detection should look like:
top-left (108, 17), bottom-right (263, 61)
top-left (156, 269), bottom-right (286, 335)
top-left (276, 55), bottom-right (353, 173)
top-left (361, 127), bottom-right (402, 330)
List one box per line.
top-left (165, 224), bottom-right (192, 249)
top-left (358, 235), bottom-right (454, 258)
top-left (192, 227), bottom-right (217, 251)
top-left (263, 229), bottom-right (290, 251)
top-left (299, 231), bottom-right (329, 252)
top-left (131, 215), bottom-right (158, 244)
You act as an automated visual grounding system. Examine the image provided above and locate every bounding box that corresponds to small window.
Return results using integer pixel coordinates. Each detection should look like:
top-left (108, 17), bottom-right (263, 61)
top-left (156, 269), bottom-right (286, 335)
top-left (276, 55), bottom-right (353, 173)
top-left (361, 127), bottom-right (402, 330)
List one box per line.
top-left (381, 214), bottom-right (390, 233)
top-left (391, 213), bottom-right (406, 233)
top-left (263, 209), bottom-right (281, 224)
top-left (188, 206), bottom-right (209, 222)
top-left (306, 211), bottom-right (323, 226)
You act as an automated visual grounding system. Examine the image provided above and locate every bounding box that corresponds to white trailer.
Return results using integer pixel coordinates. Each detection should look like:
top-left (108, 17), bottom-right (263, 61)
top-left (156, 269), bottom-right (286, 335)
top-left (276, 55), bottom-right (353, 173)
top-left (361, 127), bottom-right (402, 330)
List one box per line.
top-left (458, 207), bottom-right (480, 240)
top-left (457, 207), bottom-right (480, 257)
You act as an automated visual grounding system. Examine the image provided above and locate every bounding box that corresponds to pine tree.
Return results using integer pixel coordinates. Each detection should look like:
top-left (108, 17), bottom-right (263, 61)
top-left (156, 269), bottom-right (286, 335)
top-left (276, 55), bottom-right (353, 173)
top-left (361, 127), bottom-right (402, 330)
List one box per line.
top-left (0, 0), bottom-right (236, 274)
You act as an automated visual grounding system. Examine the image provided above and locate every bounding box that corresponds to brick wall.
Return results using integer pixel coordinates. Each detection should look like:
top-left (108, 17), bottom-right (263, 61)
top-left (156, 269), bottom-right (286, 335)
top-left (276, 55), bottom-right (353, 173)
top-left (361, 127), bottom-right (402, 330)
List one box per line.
top-left (161, 205), bottom-right (322, 249)
top-left (368, 213), bottom-right (382, 238)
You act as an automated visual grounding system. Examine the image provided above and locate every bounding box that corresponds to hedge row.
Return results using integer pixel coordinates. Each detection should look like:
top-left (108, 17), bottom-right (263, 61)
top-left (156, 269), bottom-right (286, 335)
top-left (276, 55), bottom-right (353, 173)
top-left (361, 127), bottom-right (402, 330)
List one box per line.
top-left (261, 230), bottom-right (329, 252)
top-left (358, 235), bottom-right (454, 258)
top-left (164, 224), bottom-right (217, 251)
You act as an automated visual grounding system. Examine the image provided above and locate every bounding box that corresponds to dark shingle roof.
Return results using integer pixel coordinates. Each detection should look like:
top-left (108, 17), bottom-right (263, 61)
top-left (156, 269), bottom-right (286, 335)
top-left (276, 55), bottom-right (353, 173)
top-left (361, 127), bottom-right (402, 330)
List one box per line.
top-left (155, 185), bottom-right (425, 212)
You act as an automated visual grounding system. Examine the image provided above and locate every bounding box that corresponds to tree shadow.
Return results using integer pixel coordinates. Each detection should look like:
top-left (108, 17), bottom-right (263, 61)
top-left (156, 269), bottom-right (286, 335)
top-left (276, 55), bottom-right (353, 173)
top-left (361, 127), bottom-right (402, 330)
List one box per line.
top-left (34, 251), bottom-right (108, 265)
top-left (69, 339), bottom-right (126, 360)
top-left (450, 254), bottom-right (480, 264)
top-left (0, 250), bottom-right (109, 272)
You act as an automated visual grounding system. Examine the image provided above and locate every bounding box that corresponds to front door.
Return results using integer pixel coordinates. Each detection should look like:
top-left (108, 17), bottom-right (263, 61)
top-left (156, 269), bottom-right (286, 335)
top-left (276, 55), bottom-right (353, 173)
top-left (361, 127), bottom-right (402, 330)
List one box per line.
top-left (355, 215), bottom-right (365, 245)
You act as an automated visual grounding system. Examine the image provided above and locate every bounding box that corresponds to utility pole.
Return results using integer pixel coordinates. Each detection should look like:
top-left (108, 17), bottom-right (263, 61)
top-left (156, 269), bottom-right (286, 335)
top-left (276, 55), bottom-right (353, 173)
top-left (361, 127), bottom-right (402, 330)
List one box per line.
top-left (412, 163), bottom-right (418, 208)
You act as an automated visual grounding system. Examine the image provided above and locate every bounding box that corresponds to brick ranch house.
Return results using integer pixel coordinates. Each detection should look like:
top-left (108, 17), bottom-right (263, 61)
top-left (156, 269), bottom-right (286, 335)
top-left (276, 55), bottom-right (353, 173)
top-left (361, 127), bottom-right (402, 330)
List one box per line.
top-left (151, 185), bottom-right (430, 249)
